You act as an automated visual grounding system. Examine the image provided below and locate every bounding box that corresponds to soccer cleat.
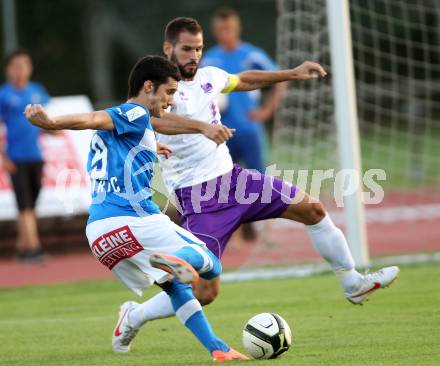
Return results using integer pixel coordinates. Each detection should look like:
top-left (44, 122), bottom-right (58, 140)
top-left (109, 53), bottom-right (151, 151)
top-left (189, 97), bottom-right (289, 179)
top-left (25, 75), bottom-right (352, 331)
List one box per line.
top-left (112, 301), bottom-right (140, 353)
top-left (212, 348), bottom-right (249, 362)
top-left (150, 252), bottom-right (199, 286)
top-left (345, 266), bottom-right (400, 305)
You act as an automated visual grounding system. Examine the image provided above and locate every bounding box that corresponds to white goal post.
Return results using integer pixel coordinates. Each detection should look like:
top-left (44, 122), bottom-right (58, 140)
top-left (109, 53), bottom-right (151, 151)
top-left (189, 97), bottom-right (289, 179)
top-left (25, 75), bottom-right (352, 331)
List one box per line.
top-left (326, 0), bottom-right (369, 267)
top-left (274, 0), bottom-right (440, 268)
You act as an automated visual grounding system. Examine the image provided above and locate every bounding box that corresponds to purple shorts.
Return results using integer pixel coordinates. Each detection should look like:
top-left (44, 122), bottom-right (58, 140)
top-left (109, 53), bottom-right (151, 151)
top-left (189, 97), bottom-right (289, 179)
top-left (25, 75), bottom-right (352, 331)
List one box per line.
top-left (175, 165), bottom-right (297, 258)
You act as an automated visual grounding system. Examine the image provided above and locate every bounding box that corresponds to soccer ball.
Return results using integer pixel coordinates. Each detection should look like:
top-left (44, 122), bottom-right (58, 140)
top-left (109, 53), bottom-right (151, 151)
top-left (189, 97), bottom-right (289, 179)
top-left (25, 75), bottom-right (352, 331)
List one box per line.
top-left (242, 313), bottom-right (292, 359)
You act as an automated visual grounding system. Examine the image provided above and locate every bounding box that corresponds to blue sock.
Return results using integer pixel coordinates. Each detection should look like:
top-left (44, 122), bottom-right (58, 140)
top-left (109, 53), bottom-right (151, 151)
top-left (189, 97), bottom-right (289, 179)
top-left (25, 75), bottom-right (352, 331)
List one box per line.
top-left (173, 230), bottom-right (223, 279)
top-left (162, 279), bottom-right (229, 353)
top-left (185, 312), bottom-right (229, 352)
top-left (200, 250), bottom-right (222, 280)
top-left (174, 246), bottom-right (222, 279)
top-left (174, 246), bottom-right (205, 271)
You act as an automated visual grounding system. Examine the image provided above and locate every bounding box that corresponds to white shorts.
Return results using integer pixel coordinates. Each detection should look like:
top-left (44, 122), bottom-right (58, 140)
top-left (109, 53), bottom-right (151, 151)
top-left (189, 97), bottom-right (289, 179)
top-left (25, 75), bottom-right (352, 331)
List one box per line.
top-left (85, 213), bottom-right (206, 296)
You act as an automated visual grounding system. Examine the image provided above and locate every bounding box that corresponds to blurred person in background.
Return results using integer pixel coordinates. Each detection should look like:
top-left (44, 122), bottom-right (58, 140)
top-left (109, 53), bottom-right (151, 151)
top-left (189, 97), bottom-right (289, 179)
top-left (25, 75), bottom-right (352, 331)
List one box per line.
top-left (0, 49), bottom-right (49, 262)
top-left (202, 7), bottom-right (286, 240)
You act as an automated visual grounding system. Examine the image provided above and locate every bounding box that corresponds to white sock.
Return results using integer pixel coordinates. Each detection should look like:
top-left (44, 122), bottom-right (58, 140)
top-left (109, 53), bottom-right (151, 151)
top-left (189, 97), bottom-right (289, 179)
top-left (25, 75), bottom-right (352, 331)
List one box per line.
top-left (306, 214), bottom-right (362, 291)
top-left (129, 291), bottom-right (175, 328)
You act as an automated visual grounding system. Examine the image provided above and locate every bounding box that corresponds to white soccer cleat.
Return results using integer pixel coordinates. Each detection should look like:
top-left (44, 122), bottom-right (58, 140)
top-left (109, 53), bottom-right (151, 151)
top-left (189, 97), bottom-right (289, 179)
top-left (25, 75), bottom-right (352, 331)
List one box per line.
top-left (149, 252), bottom-right (199, 286)
top-left (345, 266), bottom-right (400, 305)
top-left (112, 301), bottom-right (140, 353)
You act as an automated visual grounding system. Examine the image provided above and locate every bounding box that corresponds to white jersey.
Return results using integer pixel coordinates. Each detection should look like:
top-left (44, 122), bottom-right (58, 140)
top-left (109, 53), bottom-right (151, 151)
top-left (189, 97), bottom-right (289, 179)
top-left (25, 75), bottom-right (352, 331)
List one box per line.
top-left (156, 66), bottom-right (234, 193)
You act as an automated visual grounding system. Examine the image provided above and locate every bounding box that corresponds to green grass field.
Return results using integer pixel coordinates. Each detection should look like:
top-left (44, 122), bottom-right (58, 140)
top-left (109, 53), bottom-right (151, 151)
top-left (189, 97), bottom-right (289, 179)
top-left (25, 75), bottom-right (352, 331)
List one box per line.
top-left (1, 263), bottom-right (439, 366)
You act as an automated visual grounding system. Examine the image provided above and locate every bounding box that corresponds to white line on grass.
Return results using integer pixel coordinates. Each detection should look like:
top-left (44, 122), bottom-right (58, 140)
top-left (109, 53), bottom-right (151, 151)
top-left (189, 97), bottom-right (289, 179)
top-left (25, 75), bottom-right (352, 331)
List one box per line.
top-left (221, 251), bottom-right (440, 282)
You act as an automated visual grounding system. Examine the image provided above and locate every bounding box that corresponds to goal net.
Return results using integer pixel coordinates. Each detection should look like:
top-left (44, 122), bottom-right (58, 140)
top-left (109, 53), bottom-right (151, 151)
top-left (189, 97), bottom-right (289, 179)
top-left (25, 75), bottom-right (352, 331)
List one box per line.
top-left (249, 0), bottom-right (440, 273)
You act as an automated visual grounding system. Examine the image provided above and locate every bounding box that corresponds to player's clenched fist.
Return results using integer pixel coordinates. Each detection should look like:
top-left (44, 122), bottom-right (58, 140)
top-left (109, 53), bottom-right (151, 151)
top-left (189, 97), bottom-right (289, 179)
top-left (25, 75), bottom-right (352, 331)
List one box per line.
top-left (202, 124), bottom-right (235, 145)
top-left (290, 61), bottom-right (327, 80)
top-left (156, 142), bottom-right (173, 158)
top-left (24, 103), bottom-right (55, 129)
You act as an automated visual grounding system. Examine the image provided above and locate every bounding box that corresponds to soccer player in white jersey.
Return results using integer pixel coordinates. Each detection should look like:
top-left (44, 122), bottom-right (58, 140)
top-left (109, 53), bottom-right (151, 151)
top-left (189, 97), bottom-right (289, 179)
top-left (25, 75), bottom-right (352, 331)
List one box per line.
top-left (25, 55), bottom-right (248, 362)
top-left (119, 17), bottom-right (400, 335)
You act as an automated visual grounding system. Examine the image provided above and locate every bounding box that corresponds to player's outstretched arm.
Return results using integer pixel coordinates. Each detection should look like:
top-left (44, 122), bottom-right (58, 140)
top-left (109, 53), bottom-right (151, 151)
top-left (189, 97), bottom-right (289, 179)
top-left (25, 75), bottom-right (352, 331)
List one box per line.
top-left (151, 112), bottom-right (235, 145)
top-left (232, 61), bottom-right (327, 92)
top-left (24, 104), bottom-right (114, 131)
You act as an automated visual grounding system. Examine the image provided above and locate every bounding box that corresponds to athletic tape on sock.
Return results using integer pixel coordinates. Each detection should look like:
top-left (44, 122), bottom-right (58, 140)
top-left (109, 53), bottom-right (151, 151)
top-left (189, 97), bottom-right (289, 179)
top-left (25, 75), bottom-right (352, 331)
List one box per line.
top-left (189, 244), bottom-right (213, 273)
top-left (176, 299), bottom-right (202, 324)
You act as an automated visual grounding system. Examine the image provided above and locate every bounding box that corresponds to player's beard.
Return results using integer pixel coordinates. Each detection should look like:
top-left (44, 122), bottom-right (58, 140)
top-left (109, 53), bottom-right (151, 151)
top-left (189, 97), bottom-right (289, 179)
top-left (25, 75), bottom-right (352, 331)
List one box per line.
top-left (171, 52), bottom-right (198, 79)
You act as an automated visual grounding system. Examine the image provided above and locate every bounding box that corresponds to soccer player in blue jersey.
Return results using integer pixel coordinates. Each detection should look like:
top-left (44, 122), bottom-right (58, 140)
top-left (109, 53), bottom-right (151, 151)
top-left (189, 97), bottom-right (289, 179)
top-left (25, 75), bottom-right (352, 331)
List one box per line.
top-left (0, 49), bottom-right (49, 261)
top-left (203, 7), bottom-right (283, 174)
top-left (25, 55), bottom-right (247, 362)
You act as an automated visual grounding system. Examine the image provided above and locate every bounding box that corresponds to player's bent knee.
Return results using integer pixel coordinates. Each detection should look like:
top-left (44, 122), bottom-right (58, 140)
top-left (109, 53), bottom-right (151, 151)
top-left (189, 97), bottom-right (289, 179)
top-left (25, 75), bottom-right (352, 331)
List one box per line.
top-left (193, 277), bottom-right (220, 306)
top-left (303, 202), bottom-right (326, 225)
top-left (196, 287), bottom-right (219, 306)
